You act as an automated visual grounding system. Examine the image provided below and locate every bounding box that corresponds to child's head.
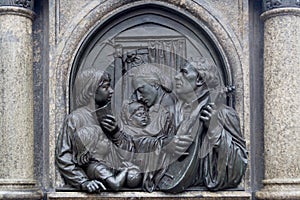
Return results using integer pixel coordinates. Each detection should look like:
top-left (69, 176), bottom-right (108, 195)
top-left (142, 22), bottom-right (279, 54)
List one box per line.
top-left (122, 101), bottom-right (150, 128)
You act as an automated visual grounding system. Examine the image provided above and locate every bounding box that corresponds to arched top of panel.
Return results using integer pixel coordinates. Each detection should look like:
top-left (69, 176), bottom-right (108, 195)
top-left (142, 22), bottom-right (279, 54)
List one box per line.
top-left (70, 3), bottom-right (234, 111)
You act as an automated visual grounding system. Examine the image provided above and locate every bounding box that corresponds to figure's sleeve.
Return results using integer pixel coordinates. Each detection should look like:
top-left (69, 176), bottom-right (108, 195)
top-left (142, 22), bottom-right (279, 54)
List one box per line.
top-left (110, 130), bottom-right (135, 152)
top-left (55, 115), bottom-right (89, 189)
top-left (163, 112), bottom-right (176, 137)
top-left (202, 105), bottom-right (248, 191)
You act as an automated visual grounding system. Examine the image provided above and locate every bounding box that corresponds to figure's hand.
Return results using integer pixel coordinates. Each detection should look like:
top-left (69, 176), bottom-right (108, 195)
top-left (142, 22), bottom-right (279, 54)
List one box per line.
top-left (174, 135), bottom-right (193, 155)
top-left (81, 180), bottom-right (106, 193)
top-left (200, 103), bottom-right (218, 129)
top-left (100, 114), bottom-right (119, 135)
top-left (164, 135), bottom-right (193, 156)
top-left (77, 151), bottom-right (90, 166)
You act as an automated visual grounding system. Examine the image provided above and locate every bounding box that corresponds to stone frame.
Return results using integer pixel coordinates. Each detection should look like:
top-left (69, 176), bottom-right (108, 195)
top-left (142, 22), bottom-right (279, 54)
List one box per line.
top-left (47, 0), bottom-right (250, 196)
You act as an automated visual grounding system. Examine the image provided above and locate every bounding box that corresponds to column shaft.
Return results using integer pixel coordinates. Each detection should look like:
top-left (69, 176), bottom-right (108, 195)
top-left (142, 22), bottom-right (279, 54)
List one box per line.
top-left (0, 6), bottom-right (42, 199)
top-left (257, 7), bottom-right (300, 199)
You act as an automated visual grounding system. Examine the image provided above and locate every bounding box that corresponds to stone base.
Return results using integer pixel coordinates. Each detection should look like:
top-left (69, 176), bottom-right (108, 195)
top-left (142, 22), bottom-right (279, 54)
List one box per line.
top-left (256, 190), bottom-right (300, 200)
top-left (0, 188), bottom-right (43, 200)
top-left (0, 179), bottom-right (43, 199)
top-left (48, 191), bottom-right (251, 200)
top-left (256, 179), bottom-right (300, 200)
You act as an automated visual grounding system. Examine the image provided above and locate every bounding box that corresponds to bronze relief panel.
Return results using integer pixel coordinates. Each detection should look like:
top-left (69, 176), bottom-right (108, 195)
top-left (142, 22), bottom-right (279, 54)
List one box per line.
top-left (56, 5), bottom-right (247, 194)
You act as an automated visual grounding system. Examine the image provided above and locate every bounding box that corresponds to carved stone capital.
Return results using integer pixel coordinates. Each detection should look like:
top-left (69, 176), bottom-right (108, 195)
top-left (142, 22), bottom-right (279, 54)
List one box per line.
top-left (261, 7), bottom-right (300, 22)
top-left (0, 0), bottom-right (34, 10)
top-left (0, 5), bottom-right (34, 20)
top-left (263, 0), bottom-right (300, 12)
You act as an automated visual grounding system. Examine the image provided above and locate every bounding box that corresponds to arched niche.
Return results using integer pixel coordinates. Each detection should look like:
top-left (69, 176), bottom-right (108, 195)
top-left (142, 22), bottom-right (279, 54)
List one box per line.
top-left (70, 3), bottom-right (235, 112)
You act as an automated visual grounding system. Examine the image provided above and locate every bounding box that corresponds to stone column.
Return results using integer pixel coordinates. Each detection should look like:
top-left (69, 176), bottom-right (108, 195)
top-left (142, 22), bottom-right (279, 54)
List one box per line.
top-left (256, 1), bottom-right (300, 199)
top-left (0, 1), bottom-right (42, 199)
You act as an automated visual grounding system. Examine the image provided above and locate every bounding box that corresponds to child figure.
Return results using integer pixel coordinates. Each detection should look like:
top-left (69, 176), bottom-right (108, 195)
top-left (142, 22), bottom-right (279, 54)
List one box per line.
top-left (118, 101), bottom-right (174, 192)
top-left (118, 100), bottom-right (200, 192)
top-left (74, 125), bottom-right (124, 191)
top-left (74, 125), bottom-right (141, 191)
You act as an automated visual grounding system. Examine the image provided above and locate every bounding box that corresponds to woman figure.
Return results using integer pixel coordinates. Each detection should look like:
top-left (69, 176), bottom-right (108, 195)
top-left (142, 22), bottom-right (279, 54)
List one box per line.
top-left (55, 69), bottom-right (141, 192)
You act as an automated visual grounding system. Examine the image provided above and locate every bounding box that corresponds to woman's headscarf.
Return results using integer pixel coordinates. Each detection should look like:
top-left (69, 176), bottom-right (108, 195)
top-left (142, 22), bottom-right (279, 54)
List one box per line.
top-left (74, 69), bottom-right (110, 108)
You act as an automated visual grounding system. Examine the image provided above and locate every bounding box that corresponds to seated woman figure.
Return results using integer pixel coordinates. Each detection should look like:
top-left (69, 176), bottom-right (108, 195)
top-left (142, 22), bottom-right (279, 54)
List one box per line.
top-left (56, 69), bottom-right (141, 192)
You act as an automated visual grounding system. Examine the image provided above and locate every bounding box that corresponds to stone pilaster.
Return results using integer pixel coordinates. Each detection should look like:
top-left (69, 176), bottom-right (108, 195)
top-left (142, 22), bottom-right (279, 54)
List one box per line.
top-left (0, 2), bottom-right (42, 199)
top-left (256, 2), bottom-right (300, 200)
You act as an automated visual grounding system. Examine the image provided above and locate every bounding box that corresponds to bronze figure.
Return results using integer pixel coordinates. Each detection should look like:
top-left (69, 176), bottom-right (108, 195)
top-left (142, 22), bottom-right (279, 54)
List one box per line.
top-left (56, 69), bottom-right (141, 192)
